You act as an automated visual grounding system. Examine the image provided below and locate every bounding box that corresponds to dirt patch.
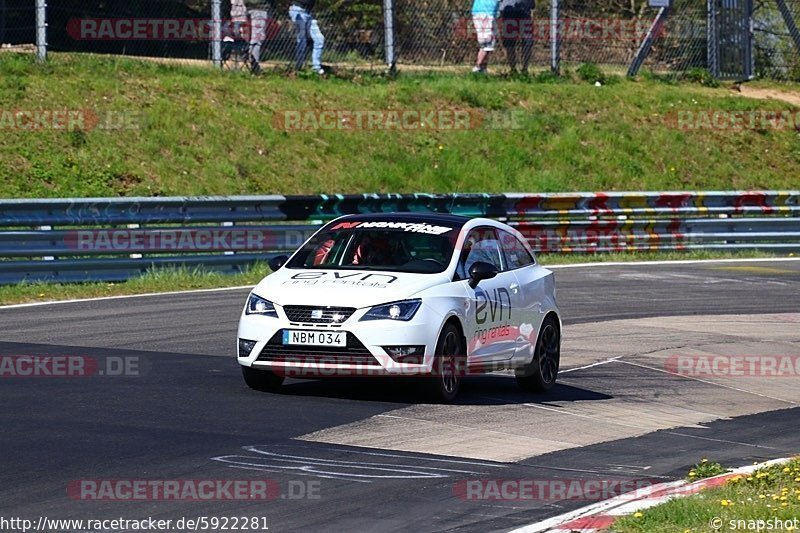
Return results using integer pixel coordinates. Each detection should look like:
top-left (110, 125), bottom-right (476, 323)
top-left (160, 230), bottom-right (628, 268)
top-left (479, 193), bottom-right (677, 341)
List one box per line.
top-left (737, 85), bottom-right (800, 107)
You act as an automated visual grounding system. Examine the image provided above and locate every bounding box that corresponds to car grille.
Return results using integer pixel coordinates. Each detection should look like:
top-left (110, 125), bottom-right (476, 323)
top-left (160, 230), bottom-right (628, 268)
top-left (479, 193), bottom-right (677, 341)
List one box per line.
top-left (282, 305), bottom-right (356, 324)
top-left (256, 330), bottom-right (380, 366)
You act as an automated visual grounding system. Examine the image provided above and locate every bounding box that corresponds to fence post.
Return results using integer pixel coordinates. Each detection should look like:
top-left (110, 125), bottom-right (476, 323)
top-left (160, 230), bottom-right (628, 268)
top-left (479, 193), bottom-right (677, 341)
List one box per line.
top-left (383, 0), bottom-right (396, 73)
top-left (775, 0), bottom-right (800, 53)
top-left (707, 0), bottom-right (719, 77)
top-left (211, 0), bottom-right (222, 67)
top-left (550, 0), bottom-right (560, 74)
top-left (35, 0), bottom-right (47, 61)
top-left (627, 6), bottom-right (670, 77)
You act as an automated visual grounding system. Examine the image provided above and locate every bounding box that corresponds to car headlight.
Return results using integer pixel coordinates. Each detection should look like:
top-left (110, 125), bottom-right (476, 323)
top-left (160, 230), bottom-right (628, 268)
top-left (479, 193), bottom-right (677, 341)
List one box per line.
top-left (246, 294), bottom-right (278, 317)
top-left (360, 299), bottom-right (422, 322)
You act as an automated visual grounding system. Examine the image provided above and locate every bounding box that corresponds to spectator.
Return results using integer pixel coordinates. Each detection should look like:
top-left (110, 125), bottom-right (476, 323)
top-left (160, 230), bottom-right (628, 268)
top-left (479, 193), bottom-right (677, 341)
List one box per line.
top-left (248, 7), bottom-right (270, 75)
top-left (471, 0), bottom-right (500, 73)
top-left (230, 0), bottom-right (248, 39)
top-left (289, 0), bottom-right (325, 74)
top-left (499, 0), bottom-right (533, 74)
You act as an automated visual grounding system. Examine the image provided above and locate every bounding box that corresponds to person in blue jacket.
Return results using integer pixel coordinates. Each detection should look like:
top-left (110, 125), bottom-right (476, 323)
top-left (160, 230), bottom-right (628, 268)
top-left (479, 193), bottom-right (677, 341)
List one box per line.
top-left (471, 0), bottom-right (500, 73)
top-left (289, 0), bottom-right (325, 74)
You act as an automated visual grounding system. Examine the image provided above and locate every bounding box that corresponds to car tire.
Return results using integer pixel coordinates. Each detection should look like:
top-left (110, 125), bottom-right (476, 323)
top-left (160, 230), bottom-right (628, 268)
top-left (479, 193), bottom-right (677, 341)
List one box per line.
top-left (241, 366), bottom-right (285, 392)
top-left (516, 315), bottom-right (560, 393)
top-left (425, 322), bottom-right (465, 403)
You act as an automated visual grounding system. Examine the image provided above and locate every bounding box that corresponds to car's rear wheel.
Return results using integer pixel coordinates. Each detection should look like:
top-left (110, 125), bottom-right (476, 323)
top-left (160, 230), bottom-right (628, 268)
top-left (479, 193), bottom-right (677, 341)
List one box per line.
top-left (516, 315), bottom-right (560, 393)
top-left (425, 322), bottom-right (464, 403)
top-left (241, 366), bottom-right (284, 392)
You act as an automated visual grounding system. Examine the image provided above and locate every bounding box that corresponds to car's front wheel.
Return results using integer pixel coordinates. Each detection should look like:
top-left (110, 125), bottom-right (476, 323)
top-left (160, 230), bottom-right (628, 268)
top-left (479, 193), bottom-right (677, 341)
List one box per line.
top-left (241, 366), bottom-right (285, 392)
top-left (425, 322), bottom-right (465, 403)
top-left (516, 315), bottom-right (560, 393)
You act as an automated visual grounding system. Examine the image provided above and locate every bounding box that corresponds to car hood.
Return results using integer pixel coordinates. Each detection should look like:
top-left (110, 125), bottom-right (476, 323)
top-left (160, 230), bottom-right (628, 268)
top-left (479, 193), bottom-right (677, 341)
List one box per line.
top-left (251, 267), bottom-right (451, 308)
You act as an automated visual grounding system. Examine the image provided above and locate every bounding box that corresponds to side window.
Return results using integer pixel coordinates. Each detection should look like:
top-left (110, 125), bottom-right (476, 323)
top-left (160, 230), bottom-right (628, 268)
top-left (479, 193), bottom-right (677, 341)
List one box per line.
top-left (499, 229), bottom-right (535, 270)
top-left (456, 227), bottom-right (505, 280)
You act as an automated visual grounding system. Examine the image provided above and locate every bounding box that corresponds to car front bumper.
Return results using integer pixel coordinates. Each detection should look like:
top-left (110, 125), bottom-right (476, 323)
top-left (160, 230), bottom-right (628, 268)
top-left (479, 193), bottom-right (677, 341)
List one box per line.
top-left (237, 302), bottom-right (446, 377)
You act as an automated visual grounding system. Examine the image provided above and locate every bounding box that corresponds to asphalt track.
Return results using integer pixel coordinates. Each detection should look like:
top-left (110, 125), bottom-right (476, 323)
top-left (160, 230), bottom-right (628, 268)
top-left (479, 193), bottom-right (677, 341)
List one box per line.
top-left (1, 259), bottom-right (799, 532)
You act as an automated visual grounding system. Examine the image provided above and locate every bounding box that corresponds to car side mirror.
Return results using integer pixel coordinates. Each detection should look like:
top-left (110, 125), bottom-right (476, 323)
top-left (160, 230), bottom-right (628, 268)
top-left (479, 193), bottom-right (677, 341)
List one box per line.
top-left (268, 254), bottom-right (289, 272)
top-left (468, 261), bottom-right (498, 289)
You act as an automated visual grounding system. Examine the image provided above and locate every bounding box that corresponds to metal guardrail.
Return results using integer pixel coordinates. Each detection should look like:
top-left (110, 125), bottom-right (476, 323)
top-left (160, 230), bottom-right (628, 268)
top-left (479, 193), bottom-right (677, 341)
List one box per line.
top-left (0, 191), bottom-right (798, 284)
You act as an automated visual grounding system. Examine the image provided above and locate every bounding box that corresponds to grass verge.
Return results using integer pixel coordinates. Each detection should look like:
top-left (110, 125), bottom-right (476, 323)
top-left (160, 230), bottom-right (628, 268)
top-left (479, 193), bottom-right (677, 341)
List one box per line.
top-left (0, 250), bottom-right (788, 306)
top-left (612, 458), bottom-right (800, 533)
top-left (1, 53), bottom-right (800, 197)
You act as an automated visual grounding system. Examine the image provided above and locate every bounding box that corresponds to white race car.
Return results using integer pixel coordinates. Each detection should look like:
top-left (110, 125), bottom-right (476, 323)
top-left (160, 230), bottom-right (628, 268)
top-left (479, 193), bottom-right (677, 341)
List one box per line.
top-left (237, 213), bottom-right (561, 402)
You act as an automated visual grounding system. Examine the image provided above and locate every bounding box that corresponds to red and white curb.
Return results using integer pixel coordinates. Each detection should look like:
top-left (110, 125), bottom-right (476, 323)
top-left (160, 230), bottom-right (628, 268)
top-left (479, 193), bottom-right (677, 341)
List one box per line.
top-left (509, 457), bottom-right (794, 533)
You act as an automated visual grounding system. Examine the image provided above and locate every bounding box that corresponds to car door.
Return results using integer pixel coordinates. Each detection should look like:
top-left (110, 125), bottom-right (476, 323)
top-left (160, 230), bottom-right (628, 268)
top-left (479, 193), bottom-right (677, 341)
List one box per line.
top-left (498, 228), bottom-right (551, 363)
top-left (458, 227), bottom-right (521, 366)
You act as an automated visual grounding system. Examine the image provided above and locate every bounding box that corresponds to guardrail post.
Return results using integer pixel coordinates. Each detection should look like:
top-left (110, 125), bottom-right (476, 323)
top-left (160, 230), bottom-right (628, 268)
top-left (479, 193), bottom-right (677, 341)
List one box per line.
top-left (211, 0), bottom-right (222, 68)
top-left (35, 0), bottom-right (47, 61)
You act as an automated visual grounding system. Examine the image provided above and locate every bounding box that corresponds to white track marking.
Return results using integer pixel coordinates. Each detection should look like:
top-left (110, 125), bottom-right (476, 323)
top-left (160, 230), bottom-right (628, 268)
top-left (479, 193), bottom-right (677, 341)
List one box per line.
top-left (545, 257), bottom-right (800, 269)
top-left (210, 444), bottom-right (504, 483)
top-left (0, 285), bottom-right (253, 310)
top-left (561, 357), bottom-right (622, 374)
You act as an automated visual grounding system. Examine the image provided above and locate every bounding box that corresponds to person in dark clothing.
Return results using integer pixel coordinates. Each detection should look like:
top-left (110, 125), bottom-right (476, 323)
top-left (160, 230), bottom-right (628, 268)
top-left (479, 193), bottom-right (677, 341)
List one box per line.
top-left (499, 0), bottom-right (533, 74)
top-left (289, 0), bottom-right (325, 74)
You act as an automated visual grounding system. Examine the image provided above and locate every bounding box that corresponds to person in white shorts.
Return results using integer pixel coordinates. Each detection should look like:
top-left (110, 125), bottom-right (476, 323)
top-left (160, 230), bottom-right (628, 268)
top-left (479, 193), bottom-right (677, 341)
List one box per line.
top-left (471, 0), bottom-right (499, 73)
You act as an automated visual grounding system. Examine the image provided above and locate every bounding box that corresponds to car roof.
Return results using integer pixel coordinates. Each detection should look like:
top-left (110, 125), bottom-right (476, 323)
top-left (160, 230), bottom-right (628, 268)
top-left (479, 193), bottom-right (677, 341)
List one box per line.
top-left (332, 212), bottom-right (472, 227)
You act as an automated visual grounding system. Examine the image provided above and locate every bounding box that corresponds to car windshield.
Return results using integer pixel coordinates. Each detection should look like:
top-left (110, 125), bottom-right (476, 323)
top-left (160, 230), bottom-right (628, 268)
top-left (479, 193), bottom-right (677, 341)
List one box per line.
top-left (286, 222), bottom-right (458, 274)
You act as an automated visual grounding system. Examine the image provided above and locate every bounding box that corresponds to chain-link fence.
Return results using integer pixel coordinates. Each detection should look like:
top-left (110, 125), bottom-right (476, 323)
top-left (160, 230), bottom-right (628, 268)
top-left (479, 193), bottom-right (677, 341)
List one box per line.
top-left (0, 0), bottom-right (36, 53)
top-left (2, 0), bottom-right (798, 79)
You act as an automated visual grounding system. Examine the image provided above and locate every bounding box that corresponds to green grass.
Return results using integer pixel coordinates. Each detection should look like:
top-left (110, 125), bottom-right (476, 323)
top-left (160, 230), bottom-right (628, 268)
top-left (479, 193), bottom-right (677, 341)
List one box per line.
top-left (0, 250), bottom-right (788, 306)
top-left (1, 53), bottom-right (800, 197)
top-left (687, 458), bottom-right (729, 481)
top-left (0, 264), bottom-right (269, 305)
top-left (612, 458), bottom-right (800, 533)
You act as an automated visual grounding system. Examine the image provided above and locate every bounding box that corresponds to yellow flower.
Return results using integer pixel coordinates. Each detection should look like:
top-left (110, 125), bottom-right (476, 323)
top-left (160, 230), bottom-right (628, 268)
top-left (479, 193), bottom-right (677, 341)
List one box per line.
top-left (759, 494), bottom-right (767, 499)
top-left (720, 499), bottom-right (731, 507)
top-left (702, 458), bottom-right (708, 464)
top-left (784, 467), bottom-right (791, 473)
top-left (633, 512), bottom-right (643, 518)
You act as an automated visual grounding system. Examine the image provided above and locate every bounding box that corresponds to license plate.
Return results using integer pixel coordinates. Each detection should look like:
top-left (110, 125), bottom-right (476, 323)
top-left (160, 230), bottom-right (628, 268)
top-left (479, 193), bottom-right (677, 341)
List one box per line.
top-left (282, 330), bottom-right (347, 347)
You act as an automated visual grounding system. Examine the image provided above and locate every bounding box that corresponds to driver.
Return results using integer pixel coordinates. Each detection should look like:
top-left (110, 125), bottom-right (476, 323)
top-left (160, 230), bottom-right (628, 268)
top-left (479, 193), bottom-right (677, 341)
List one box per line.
top-left (352, 231), bottom-right (407, 266)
